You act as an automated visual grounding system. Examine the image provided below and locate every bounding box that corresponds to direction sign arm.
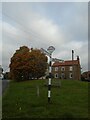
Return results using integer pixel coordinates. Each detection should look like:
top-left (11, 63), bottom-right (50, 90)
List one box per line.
top-left (41, 48), bottom-right (51, 57)
top-left (52, 58), bottom-right (64, 62)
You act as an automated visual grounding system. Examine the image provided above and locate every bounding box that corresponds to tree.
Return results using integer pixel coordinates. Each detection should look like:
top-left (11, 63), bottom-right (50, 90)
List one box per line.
top-left (9, 46), bottom-right (48, 81)
top-left (29, 49), bottom-right (48, 79)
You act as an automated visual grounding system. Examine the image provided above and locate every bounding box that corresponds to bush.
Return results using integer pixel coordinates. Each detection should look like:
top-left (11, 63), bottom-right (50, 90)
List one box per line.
top-left (81, 75), bottom-right (85, 81)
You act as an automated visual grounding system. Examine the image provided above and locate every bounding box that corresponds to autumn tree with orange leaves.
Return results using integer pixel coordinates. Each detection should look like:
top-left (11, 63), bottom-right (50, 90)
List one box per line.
top-left (9, 46), bottom-right (48, 81)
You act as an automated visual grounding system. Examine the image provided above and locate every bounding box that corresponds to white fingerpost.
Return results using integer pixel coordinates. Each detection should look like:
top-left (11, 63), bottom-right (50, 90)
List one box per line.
top-left (41, 46), bottom-right (55, 103)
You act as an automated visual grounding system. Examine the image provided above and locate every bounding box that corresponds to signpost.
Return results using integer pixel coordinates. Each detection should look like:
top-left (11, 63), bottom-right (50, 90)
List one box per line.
top-left (41, 46), bottom-right (64, 103)
top-left (41, 46), bottom-right (55, 103)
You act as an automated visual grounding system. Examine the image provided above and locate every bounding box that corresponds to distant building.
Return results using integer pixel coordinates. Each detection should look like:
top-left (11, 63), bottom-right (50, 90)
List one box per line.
top-left (52, 56), bottom-right (81, 80)
top-left (0, 65), bottom-right (3, 79)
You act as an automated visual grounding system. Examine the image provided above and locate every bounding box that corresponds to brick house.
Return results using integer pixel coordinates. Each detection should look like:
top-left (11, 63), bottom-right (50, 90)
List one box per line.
top-left (52, 56), bottom-right (81, 80)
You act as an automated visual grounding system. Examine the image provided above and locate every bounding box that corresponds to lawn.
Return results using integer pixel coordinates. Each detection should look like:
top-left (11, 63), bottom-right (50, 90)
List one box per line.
top-left (0, 80), bottom-right (2, 120)
top-left (2, 79), bottom-right (89, 119)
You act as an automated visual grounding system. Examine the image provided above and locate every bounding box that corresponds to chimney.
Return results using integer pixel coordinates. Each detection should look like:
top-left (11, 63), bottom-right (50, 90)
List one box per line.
top-left (77, 56), bottom-right (79, 61)
top-left (72, 50), bottom-right (74, 61)
top-left (72, 50), bottom-right (74, 80)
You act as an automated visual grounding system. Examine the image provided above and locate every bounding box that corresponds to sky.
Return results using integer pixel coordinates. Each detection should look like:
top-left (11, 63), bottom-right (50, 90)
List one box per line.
top-left (0, 1), bottom-right (89, 73)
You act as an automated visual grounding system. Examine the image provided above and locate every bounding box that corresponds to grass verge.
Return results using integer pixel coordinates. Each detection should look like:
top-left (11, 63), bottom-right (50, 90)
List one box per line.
top-left (2, 79), bottom-right (89, 119)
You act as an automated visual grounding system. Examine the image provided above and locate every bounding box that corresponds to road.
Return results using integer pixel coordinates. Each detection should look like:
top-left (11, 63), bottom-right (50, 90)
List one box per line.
top-left (2, 79), bottom-right (10, 93)
top-left (0, 79), bottom-right (10, 95)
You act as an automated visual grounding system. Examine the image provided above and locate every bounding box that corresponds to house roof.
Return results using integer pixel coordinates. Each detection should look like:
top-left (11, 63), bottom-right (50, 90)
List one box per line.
top-left (52, 60), bottom-right (79, 67)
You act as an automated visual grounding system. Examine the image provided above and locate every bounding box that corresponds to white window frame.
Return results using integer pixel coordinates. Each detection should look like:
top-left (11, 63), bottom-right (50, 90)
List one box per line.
top-left (55, 67), bottom-right (58, 71)
top-left (69, 66), bottom-right (73, 71)
top-left (69, 73), bottom-right (73, 78)
top-left (55, 73), bottom-right (58, 78)
top-left (61, 67), bottom-right (65, 71)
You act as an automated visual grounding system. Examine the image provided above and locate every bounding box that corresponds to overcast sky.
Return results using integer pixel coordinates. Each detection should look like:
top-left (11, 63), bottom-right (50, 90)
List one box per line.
top-left (0, 1), bottom-right (89, 73)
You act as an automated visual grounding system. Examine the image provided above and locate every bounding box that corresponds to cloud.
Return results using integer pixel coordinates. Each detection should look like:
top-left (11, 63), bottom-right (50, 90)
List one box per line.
top-left (3, 22), bottom-right (18, 35)
top-left (2, 3), bottom-right (66, 50)
top-left (29, 16), bottom-right (65, 46)
top-left (0, 17), bottom-right (2, 65)
top-left (1, 2), bottom-right (88, 72)
top-left (57, 2), bottom-right (88, 42)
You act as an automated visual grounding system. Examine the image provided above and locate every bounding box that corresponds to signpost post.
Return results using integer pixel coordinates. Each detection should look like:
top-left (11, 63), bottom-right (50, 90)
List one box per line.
top-left (47, 46), bottom-right (55, 103)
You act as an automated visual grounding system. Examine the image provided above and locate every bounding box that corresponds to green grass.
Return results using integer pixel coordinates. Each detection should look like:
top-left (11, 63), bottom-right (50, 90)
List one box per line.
top-left (2, 79), bottom-right (89, 119)
top-left (0, 80), bottom-right (2, 119)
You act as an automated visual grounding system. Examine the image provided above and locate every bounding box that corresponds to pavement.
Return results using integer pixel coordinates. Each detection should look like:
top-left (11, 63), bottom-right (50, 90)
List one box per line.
top-left (0, 79), bottom-right (10, 95)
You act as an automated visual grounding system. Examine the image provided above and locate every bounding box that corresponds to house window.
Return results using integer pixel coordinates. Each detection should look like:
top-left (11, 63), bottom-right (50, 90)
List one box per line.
top-left (61, 67), bottom-right (65, 71)
top-left (69, 73), bottom-right (73, 78)
top-left (55, 73), bottom-right (58, 78)
top-left (55, 67), bottom-right (58, 71)
top-left (69, 66), bottom-right (73, 71)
